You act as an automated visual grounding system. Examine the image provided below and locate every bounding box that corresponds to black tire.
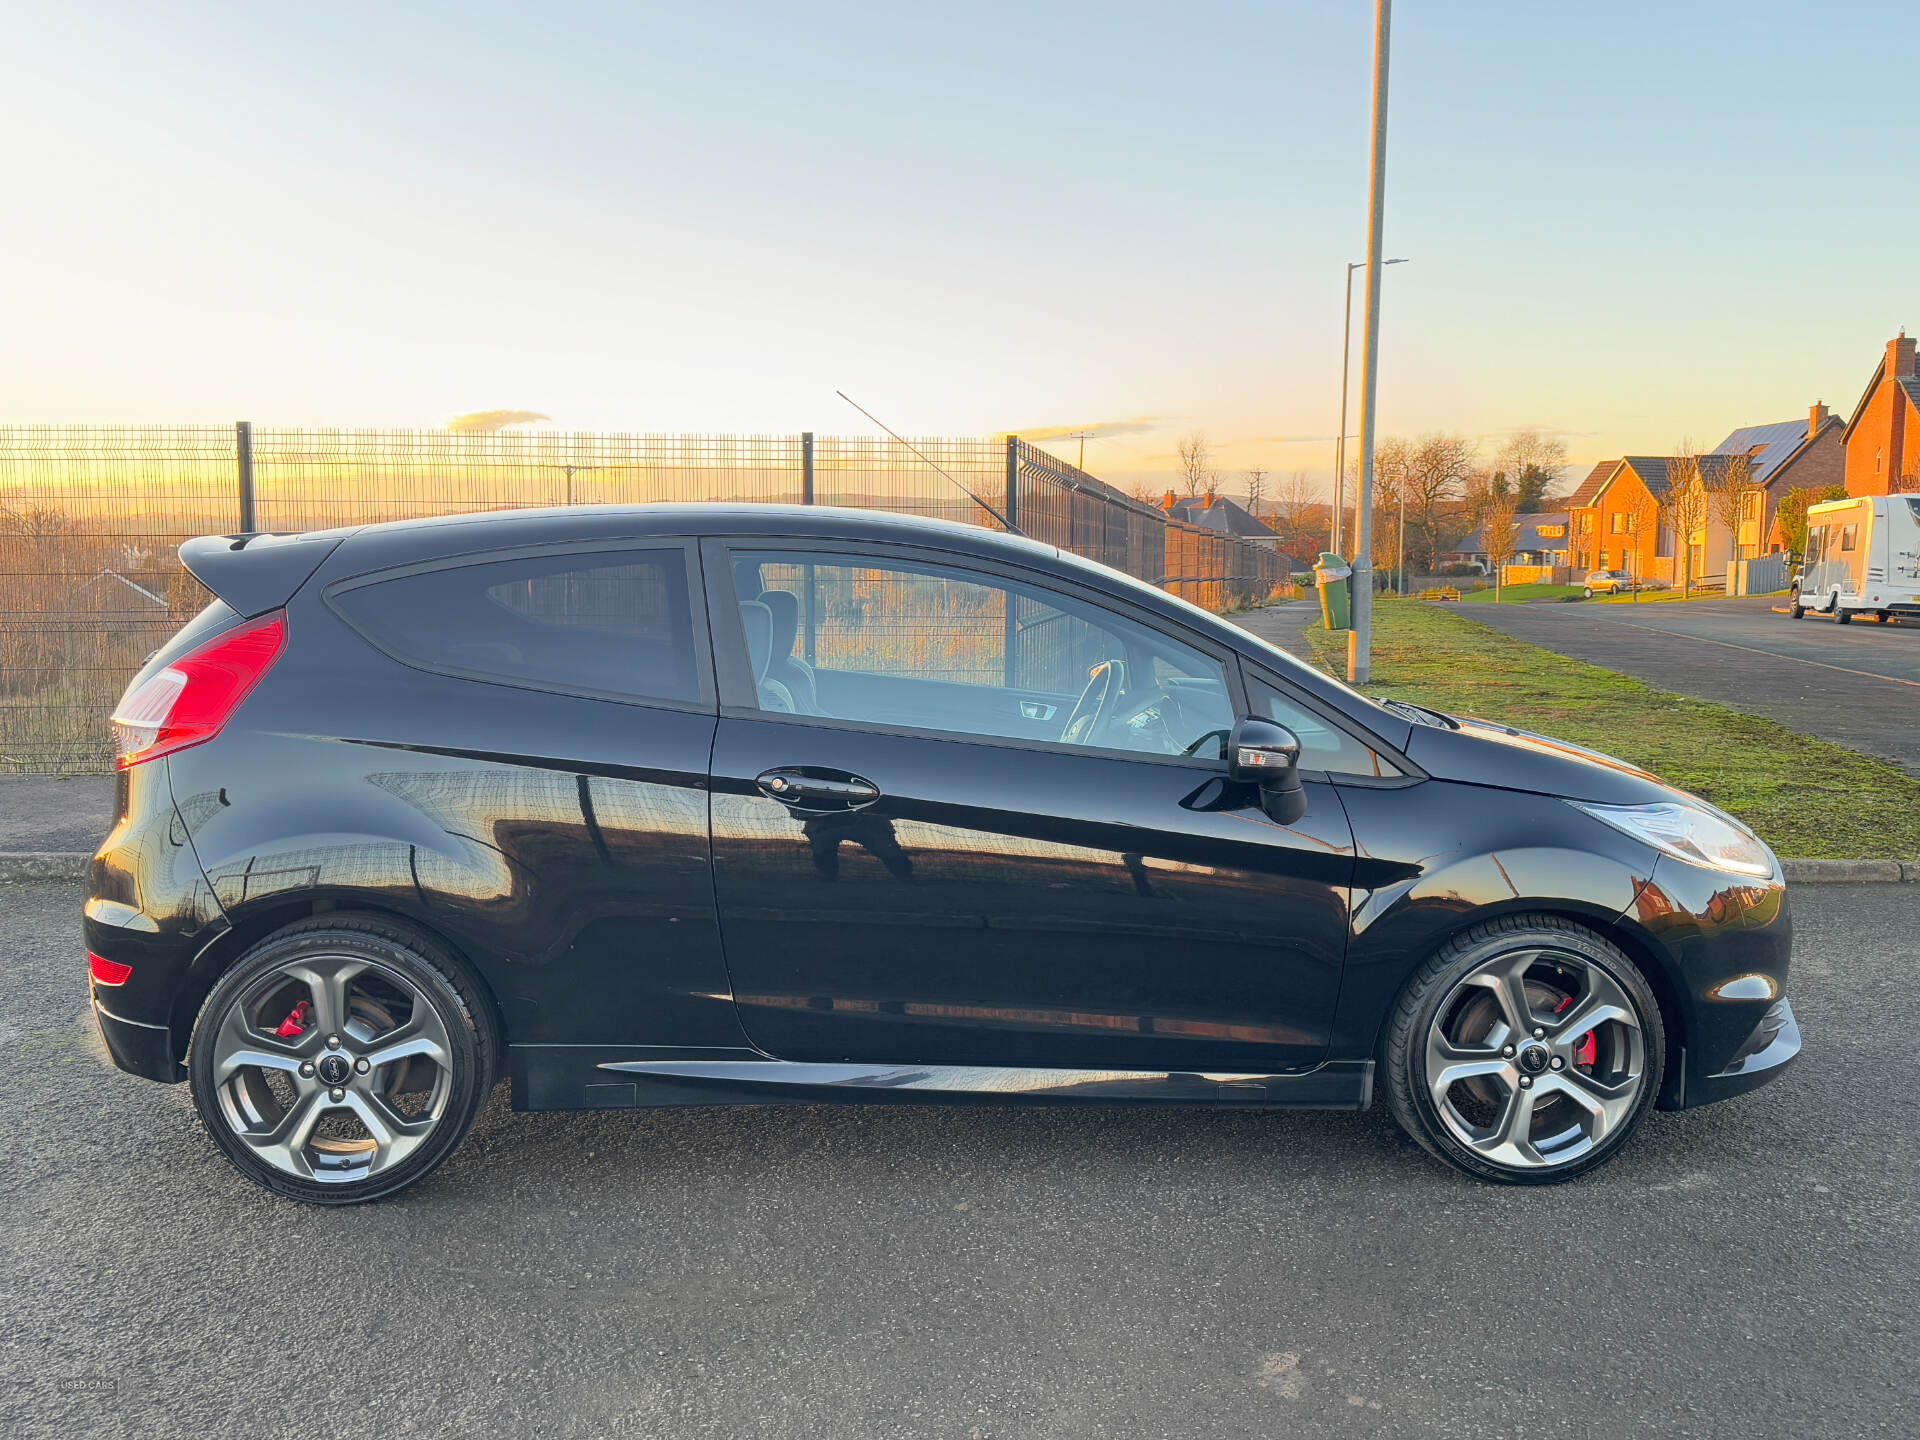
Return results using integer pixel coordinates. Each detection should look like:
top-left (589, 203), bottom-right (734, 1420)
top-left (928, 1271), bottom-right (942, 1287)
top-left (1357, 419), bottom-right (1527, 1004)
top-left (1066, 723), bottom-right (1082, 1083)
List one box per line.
top-left (1835, 608), bottom-right (1852, 625)
top-left (1582, 586), bottom-right (1594, 598)
top-left (187, 914), bottom-right (500, 1205)
top-left (1381, 915), bottom-right (1665, 1185)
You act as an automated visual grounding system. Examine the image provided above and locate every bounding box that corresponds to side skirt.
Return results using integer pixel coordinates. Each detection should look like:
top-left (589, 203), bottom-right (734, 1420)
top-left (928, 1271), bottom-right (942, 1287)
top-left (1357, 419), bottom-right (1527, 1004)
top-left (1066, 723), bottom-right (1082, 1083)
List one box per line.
top-left (511, 1044), bottom-right (1373, 1112)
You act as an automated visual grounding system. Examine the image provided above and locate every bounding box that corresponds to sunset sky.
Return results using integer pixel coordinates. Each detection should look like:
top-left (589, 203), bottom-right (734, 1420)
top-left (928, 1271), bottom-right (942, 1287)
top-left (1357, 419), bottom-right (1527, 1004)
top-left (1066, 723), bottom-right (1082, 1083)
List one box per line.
top-left (6, 1), bottom-right (1917, 497)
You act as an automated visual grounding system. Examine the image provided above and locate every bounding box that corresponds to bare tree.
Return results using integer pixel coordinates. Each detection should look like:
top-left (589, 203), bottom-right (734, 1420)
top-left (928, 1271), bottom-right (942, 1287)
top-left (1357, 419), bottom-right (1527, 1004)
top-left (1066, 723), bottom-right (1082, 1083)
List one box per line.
top-left (1275, 470), bottom-right (1317, 532)
top-left (1624, 484), bottom-right (1662, 599)
top-left (1242, 467), bottom-right (1268, 517)
top-left (1400, 434), bottom-right (1478, 572)
top-left (1175, 431), bottom-right (1214, 498)
top-left (1709, 450), bottom-right (1763, 567)
top-left (1493, 430), bottom-right (1570, 512)
top-left (1660, 441), bottom-right (1712, 598)
top-left (1483, 492), bottom-right (1521, 603)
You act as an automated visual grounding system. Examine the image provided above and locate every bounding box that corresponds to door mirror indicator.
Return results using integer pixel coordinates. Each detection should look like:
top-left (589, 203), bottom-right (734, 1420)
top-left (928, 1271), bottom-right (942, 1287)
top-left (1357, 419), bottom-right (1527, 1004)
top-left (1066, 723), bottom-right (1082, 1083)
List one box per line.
top-left (1228, 717), bottom-right (1307, 825)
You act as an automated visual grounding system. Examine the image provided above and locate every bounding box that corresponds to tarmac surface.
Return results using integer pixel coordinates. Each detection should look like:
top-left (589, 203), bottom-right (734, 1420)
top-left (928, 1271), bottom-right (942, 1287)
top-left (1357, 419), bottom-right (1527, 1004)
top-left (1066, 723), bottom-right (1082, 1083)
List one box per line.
top-left (2, 877), bottom-right (1909, 1439)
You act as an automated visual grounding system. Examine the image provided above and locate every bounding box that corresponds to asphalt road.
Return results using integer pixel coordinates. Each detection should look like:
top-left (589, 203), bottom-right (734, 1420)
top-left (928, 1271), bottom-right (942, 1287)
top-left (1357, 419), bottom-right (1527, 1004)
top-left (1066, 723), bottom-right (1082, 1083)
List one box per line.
top-left (1457, 596), bottom-right (1920, 775)
top-left (3, 880), bottom-right (1912, 1440)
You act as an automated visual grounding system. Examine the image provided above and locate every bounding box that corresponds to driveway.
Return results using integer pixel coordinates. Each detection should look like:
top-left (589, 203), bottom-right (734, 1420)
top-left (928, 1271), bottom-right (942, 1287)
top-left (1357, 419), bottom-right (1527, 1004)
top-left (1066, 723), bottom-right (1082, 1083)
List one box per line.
top-left (2, 875), bottom-right (1911, 1440)
top-left (1457, 596), bottom-right (1920, 775)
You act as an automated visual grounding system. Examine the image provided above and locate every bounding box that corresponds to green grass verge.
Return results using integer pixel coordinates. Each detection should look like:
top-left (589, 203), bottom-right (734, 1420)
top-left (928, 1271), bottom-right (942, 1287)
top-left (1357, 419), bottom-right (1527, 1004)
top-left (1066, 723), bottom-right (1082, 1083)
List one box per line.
top-left (1457, 583), bottom-right (1584, 604)
top-left (1305, 603), bottom-right (1920, 859)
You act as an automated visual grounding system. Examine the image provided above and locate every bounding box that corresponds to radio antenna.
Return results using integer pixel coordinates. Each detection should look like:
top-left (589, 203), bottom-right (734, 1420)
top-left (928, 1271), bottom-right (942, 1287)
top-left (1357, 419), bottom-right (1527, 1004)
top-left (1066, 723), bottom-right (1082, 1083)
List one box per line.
top-left (834, 390), bottom-right (1025, 536)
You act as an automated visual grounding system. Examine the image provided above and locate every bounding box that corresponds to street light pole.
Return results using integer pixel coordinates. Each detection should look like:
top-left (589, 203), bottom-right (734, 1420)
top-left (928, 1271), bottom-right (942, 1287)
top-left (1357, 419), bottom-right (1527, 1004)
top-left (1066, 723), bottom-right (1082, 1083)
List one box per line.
top-left (1333, 257), bottom-right (1406, 560)
top-left (1332, 263), bottom-right (1355, 557)
top-left (1349, 0), bottom-right (1393, 684)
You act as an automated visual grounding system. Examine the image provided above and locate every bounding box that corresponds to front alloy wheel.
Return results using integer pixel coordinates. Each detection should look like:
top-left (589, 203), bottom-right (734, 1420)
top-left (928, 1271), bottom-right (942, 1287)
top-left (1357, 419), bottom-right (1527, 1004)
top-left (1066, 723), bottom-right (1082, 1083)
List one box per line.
top-left (189, 917), bottom-right (497, 1204)
top-left (1383, 918), bottom-right (1663, 1184)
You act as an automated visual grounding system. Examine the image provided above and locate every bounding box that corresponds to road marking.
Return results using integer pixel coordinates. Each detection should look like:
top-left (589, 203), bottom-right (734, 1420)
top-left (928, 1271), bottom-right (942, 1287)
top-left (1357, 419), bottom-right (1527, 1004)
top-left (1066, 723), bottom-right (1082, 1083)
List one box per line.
top-left (1601, 620), bottom-right (1920, 689)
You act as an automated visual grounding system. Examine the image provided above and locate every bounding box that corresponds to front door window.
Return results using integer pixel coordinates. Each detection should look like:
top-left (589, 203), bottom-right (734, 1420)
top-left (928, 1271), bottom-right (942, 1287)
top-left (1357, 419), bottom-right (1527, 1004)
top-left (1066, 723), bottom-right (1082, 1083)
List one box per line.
top-left (727, 551), bottom-right (1236, 762)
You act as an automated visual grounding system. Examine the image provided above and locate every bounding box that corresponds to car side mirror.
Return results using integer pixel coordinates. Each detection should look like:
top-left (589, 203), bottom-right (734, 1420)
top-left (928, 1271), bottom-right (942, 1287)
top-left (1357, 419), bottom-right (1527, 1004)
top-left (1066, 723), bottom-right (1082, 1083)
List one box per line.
top-left (1229, 716), bottom-right (1307, 824)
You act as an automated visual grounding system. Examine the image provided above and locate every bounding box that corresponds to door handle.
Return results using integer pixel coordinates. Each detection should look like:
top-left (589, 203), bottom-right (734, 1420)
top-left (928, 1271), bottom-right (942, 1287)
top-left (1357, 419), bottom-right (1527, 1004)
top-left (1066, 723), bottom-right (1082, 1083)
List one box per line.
top-left (756, 768), bottom-right (881, 808)
top-left (1019, 700), bottom-right (1058, 721)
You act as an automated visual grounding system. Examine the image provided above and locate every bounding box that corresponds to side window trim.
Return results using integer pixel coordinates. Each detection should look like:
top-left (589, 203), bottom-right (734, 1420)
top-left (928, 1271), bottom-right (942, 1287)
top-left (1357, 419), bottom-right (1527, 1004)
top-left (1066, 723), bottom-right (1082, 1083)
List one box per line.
top-left (323, 537), bottom-right (716, 713)
top-left (1239, 661), bottom-right (1421, 784)
top-left (699, 536), bottom-right (1245, 769)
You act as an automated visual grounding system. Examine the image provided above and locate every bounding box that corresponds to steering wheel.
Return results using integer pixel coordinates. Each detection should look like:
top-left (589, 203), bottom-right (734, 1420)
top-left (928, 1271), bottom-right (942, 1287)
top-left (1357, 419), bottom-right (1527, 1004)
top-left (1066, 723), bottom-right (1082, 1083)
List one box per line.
top-left (1059, 659), bottom-right (1126, 746)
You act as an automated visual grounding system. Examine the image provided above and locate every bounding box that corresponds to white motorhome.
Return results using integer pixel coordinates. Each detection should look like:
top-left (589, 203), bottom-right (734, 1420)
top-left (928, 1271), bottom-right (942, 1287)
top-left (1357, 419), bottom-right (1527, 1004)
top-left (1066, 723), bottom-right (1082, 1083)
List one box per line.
top-left (1790, 495), bottom-right (1920, 623)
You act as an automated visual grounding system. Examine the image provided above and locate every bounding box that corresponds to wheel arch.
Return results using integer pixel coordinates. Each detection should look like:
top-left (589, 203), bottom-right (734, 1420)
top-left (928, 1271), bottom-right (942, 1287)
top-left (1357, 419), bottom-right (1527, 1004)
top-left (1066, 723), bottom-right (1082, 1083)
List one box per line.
top-left (169, 894), bottom-right (510, 1066)
top-left (1348, 896), bottom-right (1687, 1099)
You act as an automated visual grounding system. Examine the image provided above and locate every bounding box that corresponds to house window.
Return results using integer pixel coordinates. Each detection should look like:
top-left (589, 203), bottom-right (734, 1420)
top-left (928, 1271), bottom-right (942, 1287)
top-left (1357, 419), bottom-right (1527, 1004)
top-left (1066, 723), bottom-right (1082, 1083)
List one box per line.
top-left (1655, 526), bottom-right (1675, 559)
top-left (1610, 513), bottom-right (1625, 534)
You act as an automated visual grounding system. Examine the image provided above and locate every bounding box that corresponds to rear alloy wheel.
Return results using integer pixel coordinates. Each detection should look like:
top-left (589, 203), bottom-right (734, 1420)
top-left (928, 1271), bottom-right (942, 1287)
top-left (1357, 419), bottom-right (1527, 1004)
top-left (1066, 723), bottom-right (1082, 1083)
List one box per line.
top-left (188, 917), bottom-right (497, 1204)
top-left (1382, 918), bottom-right (1663, 1184)
top-left (1582, 586), bottom-right (1594, 598)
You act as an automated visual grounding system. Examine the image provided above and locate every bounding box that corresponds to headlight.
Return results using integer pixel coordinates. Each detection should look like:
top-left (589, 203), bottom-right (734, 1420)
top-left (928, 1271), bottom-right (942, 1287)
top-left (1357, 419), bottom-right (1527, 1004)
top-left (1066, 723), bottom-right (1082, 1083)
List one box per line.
top-left (1571, 800), bottom-right (1777, 879)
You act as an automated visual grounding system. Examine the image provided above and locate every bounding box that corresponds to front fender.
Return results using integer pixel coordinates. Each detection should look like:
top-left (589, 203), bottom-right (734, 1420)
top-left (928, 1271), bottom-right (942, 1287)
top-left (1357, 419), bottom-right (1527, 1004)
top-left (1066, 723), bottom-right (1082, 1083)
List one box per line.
top-left (1328, 781), bottom-right (1656, 1059)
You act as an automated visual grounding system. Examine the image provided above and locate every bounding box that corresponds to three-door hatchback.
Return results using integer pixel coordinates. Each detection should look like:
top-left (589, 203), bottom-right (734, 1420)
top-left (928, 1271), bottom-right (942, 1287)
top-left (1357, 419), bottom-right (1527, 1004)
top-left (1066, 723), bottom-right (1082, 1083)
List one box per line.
top-left (86, 506), bottom-right (1800, 1202)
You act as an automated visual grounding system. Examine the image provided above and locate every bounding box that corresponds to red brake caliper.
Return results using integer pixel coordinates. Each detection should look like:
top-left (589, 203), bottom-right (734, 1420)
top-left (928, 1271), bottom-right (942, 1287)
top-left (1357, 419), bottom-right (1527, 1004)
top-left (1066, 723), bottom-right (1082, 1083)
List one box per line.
top-left (274, 999), bottom-right (313, 1038)
top-left (1553, 994), bottom-right (1597, 1068)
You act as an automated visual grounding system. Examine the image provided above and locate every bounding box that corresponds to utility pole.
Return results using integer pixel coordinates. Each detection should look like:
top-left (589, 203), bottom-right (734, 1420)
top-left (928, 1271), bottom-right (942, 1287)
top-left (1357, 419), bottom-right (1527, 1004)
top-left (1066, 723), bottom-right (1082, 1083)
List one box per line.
top-left (1349, 0), bottom-right (1393, 684)
top-left (1067, 430), bottom-right (1094, 472)
top-left (1333, 257), bottom-right (1406, 559)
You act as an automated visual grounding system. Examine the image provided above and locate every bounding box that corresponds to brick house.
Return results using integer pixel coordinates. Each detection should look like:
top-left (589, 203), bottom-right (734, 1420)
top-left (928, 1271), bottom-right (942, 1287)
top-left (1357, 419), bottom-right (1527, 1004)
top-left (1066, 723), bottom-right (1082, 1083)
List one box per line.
top-left (1568, 404), bottom-right (1844, 583)
top-left (1842, 332), bottom-right (1920, 496)
top-left (1565, 461), bottom-right (1620, 572)
top-left (1711, 404), bottom-right (1845, 557)
top-left (1581, 458), bottom-right (1682, 582)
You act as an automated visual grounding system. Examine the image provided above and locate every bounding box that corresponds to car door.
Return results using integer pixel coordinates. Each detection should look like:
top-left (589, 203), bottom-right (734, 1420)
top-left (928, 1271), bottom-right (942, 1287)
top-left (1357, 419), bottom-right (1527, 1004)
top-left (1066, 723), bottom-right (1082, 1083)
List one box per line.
top-left (315, 539), bottom-right (746, 1057)
top-left (701, 537), bottom-right (1358, 1073)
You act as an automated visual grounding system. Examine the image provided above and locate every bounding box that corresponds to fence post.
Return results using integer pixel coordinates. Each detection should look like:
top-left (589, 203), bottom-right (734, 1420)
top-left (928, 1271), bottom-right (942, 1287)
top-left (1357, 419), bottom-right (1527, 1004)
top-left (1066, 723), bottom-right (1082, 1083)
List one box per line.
top-left (235, 421), bottom-right (256, 533)
top-left (800, 431), bottom-right (814, 504)
top-left (1003, 437), bottom-right (1019, 685)
top-left (1004, 436), bottom-right (1019, 534)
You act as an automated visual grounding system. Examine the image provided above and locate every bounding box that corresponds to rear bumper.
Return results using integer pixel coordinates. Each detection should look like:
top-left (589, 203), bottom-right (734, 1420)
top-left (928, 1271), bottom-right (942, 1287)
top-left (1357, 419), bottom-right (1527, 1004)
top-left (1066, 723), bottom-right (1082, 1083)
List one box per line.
top-left (92, 995), bottom-right (186, 1083)
top-left (85, 758), bottom-right (227, 1085)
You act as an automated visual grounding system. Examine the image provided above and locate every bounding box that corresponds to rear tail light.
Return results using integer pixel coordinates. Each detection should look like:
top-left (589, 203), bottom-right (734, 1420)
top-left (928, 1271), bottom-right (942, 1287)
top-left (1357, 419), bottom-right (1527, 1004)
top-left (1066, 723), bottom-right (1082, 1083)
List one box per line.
top-left (88, 953), bottom-right (133, 986)
top-left (111, 611), bottom-right (286, 770)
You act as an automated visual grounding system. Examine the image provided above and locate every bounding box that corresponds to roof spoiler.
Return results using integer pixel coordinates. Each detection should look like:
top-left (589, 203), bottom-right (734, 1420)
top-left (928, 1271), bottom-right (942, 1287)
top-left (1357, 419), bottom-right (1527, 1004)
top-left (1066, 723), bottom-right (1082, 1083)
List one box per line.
top-left (179, 532), bottom-right (345, 618)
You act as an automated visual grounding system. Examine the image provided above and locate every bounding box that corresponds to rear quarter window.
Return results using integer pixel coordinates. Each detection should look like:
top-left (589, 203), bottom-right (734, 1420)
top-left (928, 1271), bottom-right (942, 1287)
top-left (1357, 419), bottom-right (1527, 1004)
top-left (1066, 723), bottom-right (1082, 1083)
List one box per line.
top-left (328, 547), bottom-right (703, 706)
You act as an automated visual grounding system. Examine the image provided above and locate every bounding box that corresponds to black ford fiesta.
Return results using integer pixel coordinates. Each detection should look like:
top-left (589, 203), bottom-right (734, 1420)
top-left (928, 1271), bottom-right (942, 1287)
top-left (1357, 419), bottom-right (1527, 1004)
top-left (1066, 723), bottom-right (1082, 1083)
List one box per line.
top-left (85, 506), bottom-right (1798, 1203)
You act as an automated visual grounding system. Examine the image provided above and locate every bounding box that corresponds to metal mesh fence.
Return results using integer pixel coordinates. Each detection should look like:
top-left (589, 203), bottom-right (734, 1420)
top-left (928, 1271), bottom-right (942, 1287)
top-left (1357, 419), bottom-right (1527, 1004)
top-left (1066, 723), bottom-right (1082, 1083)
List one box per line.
top-left (0, 425), bottom-right (1290, 773)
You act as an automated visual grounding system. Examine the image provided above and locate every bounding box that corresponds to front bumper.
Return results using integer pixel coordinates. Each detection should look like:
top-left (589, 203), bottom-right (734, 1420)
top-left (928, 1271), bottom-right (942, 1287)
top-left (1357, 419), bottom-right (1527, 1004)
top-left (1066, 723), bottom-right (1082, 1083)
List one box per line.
top-left (1689, 999), bottom-right (1799, 1106)
top-left (1627, 857), bottom-right (1799, 1111)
